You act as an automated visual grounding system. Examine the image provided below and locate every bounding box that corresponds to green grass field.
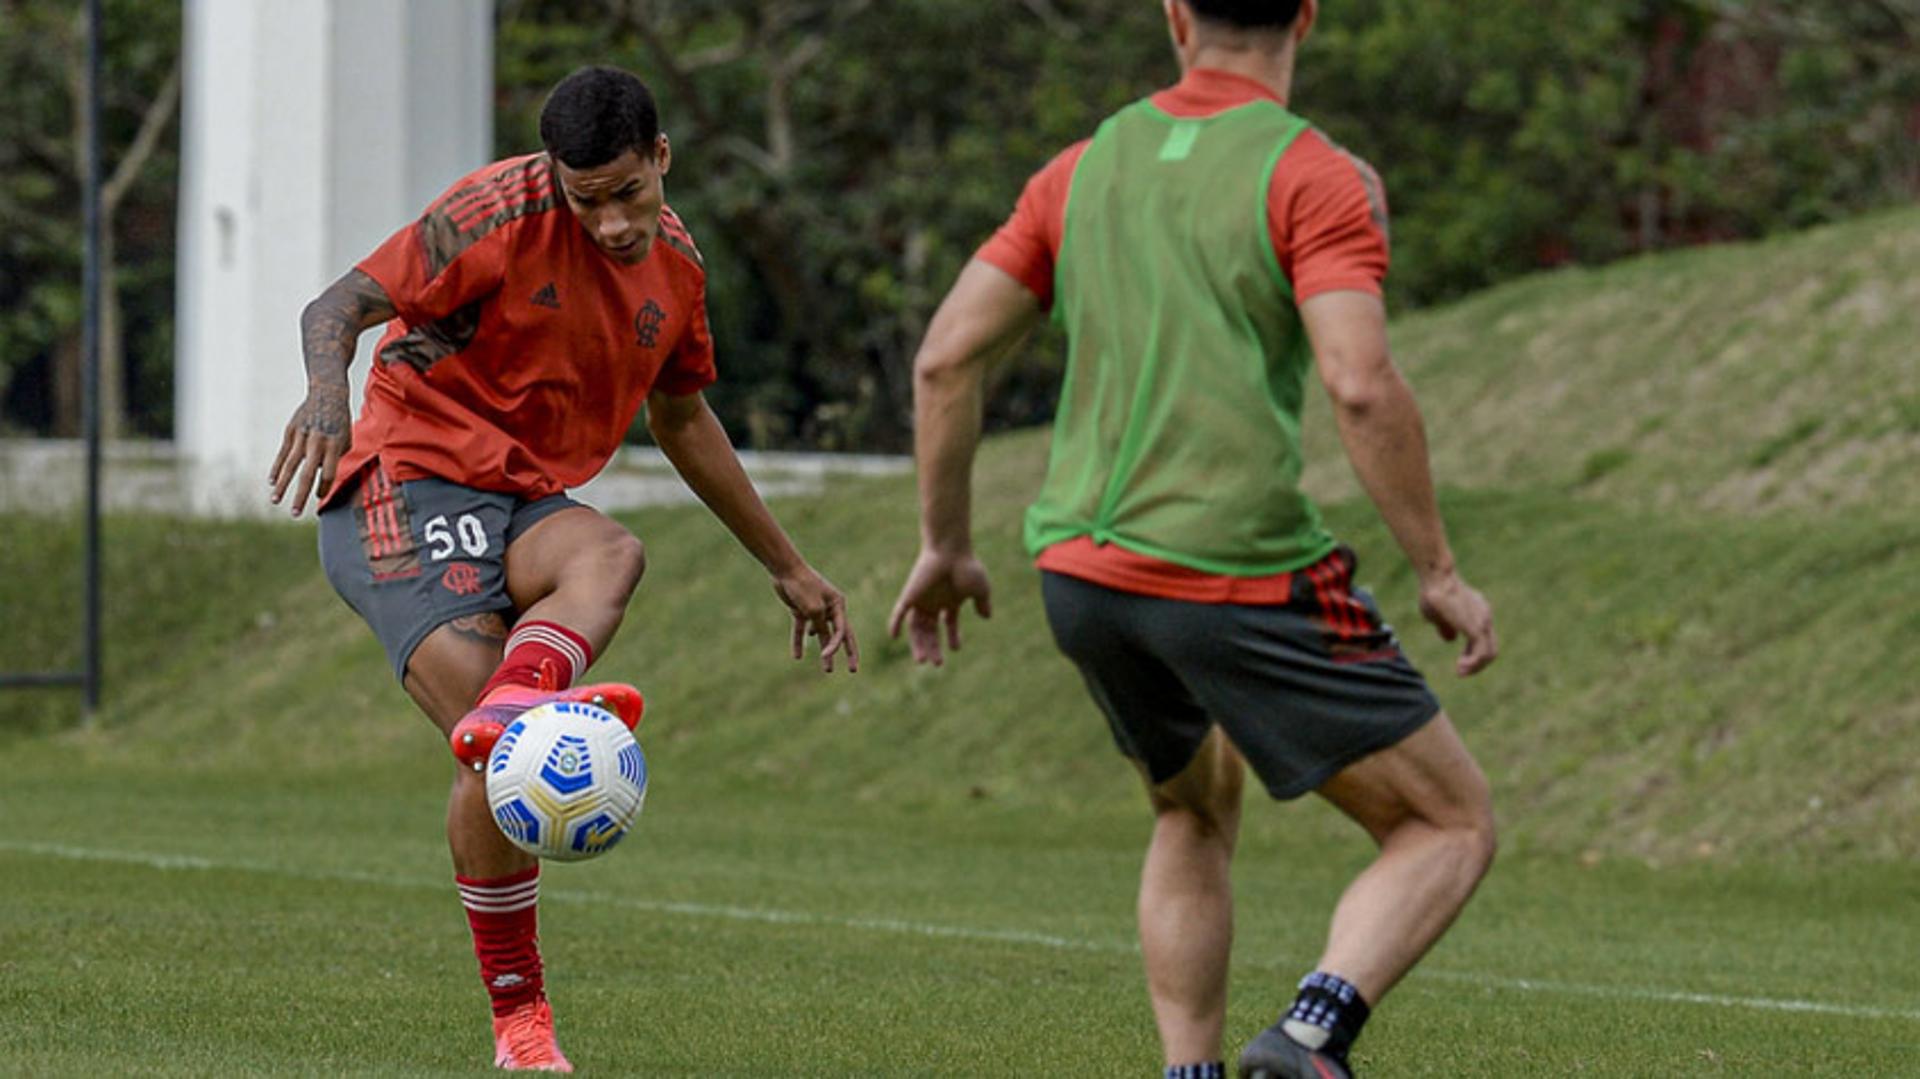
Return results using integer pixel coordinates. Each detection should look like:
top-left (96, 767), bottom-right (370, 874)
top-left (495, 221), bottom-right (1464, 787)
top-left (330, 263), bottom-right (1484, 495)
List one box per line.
top-left (4, 209), bottom-right (1919, 1074)
top-left (5, 766), bottom-right (1920, 1073)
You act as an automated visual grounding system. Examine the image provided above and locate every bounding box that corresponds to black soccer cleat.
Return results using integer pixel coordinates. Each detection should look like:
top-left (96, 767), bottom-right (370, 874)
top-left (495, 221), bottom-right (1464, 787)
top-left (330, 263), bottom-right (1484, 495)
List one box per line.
top-left (1236, 1025), bottom-right (1354, 1079)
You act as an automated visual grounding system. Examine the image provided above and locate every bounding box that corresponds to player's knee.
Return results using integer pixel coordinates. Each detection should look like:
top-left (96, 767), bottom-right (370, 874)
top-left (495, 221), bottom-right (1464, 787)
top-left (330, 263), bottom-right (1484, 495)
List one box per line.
top-left (1456, 805), bottom-right (1497, 880)
top-left (1426, 745), bottom-right (1496, 878)
top-left (1151, 787), bottom-right (1241, 847)
top-left (1156, 804), bottom-right (1238, 855)
top-left (598, 531), bottom-right (646, 597)
top-left (1458, 766), bottom-right (1498, 877)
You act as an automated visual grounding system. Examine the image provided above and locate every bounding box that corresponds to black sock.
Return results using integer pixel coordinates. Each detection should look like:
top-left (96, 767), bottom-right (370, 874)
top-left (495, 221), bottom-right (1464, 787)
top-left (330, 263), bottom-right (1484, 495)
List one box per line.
top-left (1280, 970), bottom-right (1371, 1062)
top-left (1164, 1064), bottom-right (1224, 1079)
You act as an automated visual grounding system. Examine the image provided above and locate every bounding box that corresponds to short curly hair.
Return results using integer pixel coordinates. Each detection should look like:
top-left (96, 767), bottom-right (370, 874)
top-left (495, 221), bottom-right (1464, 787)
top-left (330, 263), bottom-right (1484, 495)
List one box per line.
top-left (538, 66), bottom-right (660, 170)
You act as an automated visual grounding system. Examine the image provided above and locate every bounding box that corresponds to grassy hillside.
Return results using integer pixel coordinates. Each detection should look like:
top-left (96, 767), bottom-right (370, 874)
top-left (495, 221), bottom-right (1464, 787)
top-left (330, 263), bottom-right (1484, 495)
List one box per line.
top-left (1301, 204), bottom-right (1920, 515)
top-left (4, 207), bottom-right (1917, 864)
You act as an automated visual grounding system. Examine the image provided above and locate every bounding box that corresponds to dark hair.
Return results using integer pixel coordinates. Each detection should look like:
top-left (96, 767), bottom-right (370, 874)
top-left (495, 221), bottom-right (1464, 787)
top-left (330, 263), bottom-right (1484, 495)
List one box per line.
top-left (1183, 0), bottom-right (1303, 30)
top-left (539, 66), bottom-right (661, 169)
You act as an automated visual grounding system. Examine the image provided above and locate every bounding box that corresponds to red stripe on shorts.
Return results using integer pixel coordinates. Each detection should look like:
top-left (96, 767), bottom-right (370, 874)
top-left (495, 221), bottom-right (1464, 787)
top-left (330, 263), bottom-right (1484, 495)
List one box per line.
top-left (360, 473), bottom-right (385, 559)
top-left (1310, 557), bottom-right (1361, 642)
top-left (370, 468), bottom-right (403, 561)
top-left (365, 469), bottom-right (388, 559)
top-left (1331, 551), bottom-right (1364, 640)
top-left (1306, 559), bottom-right (1340, 640)
top-left (381, 472), bottom-right (406, 557)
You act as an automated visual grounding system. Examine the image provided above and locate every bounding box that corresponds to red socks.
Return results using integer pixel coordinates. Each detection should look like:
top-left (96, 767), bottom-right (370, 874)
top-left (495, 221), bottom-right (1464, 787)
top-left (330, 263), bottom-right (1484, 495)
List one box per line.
top-left (478, 620), bottom-right (592, 703)
top-left (458, 866), bottom-right (545, 1016)
top-left (461, 623), bottom-right (593, 1010)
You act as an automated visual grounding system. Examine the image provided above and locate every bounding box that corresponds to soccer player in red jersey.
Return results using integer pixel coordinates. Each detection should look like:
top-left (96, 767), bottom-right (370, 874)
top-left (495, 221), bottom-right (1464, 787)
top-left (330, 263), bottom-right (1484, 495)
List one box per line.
top-left (890, 3), bottom-right (1495, 1077)
top-left (267, 66), bottom-right (858, 1072)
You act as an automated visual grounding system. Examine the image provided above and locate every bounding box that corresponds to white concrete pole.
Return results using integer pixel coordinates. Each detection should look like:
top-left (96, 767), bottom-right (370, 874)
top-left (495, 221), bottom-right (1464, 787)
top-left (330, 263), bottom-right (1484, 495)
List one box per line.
top-left (174, 0), bottom-right (492, 515)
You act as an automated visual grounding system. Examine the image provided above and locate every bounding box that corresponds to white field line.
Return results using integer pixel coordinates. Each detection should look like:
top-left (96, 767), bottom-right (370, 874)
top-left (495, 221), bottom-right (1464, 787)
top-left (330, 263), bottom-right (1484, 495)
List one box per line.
top-left (6, 838), bottom-right (1918, 1023)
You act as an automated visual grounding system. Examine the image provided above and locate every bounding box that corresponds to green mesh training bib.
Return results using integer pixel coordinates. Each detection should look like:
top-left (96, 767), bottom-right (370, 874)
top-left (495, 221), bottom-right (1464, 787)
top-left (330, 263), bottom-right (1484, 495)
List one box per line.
top-left (1023, 97), bottom-right (1337, 575)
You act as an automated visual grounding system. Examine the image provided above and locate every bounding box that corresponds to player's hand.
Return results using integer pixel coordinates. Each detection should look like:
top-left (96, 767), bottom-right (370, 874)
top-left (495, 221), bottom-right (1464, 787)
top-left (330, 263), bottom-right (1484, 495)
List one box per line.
top-left (772, 565), bottom-right (859, 673)
top-left (887, 548), bottom-right (993, 667)
top-left (268, 381), bottom-right (352, 517)
top-left (1417, 571), bottom-right (1497, 677)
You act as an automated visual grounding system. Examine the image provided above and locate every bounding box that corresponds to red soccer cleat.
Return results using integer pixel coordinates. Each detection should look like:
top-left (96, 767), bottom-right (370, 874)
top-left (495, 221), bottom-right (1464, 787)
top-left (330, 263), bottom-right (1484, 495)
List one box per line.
top-left (451, 671), bottom-right (645, 772)
top-left (491, 997), bottom-right (573, 1073)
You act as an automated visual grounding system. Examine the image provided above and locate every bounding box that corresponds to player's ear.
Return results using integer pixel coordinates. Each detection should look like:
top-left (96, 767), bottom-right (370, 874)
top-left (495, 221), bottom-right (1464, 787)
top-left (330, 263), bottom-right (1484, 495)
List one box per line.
top-left (654, 133), bottom-right (672, 176)
top-left (1294, 0), bottom-right (1317, 45)
top-left (1163, 0), bottom-right (1189, 49)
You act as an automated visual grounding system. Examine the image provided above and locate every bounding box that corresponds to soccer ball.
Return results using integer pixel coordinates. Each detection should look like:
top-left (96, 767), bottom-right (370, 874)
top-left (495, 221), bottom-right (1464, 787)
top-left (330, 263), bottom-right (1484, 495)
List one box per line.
top-left (485, 699), bottom-right (648, 862)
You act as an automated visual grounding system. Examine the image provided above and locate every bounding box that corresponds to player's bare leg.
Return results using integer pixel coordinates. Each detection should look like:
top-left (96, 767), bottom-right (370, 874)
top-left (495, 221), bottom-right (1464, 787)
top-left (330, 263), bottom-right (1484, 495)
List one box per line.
top-left (408, 614), bottom-right (528, 876)
top-left (1240, 713), bottom-right (1494, 1078)
top-left (404, 618), bottom-right (571, 1071)
top-left (408, 509), bottom-right (649, 1074)
top-left (448, 507), bottom-right (649, 769)
top-left (1312, 712), bottom-right (1495, 1001)
top-left (501, 507), bottom-right (646, 649)
top-left (1140, 727), bottom-right (1246, 1070)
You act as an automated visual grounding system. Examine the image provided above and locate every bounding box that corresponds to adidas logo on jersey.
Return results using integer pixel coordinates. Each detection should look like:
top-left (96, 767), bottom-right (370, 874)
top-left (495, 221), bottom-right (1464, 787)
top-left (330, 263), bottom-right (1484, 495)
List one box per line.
top-left (530, 282), bottom-right (560, 309)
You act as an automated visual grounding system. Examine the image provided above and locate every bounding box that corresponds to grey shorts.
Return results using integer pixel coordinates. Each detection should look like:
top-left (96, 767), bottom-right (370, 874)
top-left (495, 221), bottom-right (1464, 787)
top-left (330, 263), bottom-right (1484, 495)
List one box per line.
top-left (1040, 546), bottom-right (1440, 800)
top-left (318, 464), bottom-right (585, 679)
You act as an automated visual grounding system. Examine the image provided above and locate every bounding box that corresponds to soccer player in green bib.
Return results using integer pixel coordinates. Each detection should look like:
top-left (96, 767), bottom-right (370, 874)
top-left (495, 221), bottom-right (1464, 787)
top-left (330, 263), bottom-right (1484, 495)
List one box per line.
top-left (889, 3), bottom-right (1499, 1076)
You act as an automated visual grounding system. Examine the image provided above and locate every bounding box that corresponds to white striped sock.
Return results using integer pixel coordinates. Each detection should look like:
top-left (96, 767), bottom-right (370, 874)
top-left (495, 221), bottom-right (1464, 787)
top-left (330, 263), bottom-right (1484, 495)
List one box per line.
top-left (459, 876), bottom-right (540, 914)
top-left (504, 622), bottom-right (590, 686)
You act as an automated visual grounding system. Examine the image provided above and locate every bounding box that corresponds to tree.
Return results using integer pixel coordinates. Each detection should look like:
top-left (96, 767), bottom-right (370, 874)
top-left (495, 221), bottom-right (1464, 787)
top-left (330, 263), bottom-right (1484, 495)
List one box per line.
top-left (3, 0), bottom-right (1906, 446)
top-left (494, 0), bottom-right (1916, 449)
top-left (1294, 0), bottom-right (1920, 304)
top-left (0, 0), bottom-right (180, 438)
top-left (497, 0), bottom-right (1169, 450)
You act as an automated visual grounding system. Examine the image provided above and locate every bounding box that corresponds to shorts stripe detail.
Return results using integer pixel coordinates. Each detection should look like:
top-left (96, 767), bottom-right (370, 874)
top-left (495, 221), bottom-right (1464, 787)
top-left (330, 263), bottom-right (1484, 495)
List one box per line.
top-left (1334, 550), bottom-right (1367, 639)
top-left (379, 472), bottom-right (400, 557)
top-left (355, 467), bottom-right (422, 583)
top-left (365, 469), bottom-right (387, 558)
top-left (382, 476), bottom-right (398, 557)
top-left (359, 479), bottom-right (383, 559)
top-left (1309, 560), bottom-right (1335, 637)
top-left (1306, 558), bottom-right (1352, 641)
top-left (1337, 559), bottom-right (1364, 639)
top-left (377, 471), bottom-right (403, 556)
top-left (382, 472), bottom-right (409, 561)
top-left (1310, 554), bottom-right (1372, 642)
top-left (361, 469), bottom-right (400, 561)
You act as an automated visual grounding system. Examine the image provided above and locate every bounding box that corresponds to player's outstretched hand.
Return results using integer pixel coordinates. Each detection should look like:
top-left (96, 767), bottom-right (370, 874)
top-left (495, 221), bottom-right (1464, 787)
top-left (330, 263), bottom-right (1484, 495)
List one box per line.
top-left (887, 549), bottom-right (993, 667)
top-left (268, 382), bottom-right (352, 517)
top-left (773, 565), bottom-right (859, 674)
top-left (1417, 570), bottom-right (1498, 677)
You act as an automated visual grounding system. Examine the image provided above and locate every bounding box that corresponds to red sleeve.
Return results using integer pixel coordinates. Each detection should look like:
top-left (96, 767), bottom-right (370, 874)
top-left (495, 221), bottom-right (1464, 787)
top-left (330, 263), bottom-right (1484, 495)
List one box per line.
top-left (653, 272), bottom-right (718, 397)
top-left (356, 207), bottom-right (511, 328)
top-left (973, 140), bottom-right (1089, 309)
top-left (1268, 130), bottom-right (1391, 301)
top-left (357, 156), bottom-right (563, 326)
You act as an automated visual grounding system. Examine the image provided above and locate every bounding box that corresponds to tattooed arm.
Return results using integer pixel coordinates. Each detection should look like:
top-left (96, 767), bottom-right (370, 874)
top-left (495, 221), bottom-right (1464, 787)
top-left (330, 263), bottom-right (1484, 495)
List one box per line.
top-left (269, 269), bottom-right (397, 516)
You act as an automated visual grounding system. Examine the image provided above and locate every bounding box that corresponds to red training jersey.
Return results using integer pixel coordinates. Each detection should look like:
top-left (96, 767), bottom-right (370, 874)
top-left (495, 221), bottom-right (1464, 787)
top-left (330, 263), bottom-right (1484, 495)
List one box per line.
top-left (974, 68), bottom-right (1391, 604)
top-left (326, 152), bottom-right (717, 504)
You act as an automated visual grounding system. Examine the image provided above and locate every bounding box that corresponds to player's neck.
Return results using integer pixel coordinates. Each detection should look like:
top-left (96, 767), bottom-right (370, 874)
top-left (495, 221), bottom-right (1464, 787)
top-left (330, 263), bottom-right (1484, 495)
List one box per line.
top-left (1182, 47), bottom-right (1296, 106)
